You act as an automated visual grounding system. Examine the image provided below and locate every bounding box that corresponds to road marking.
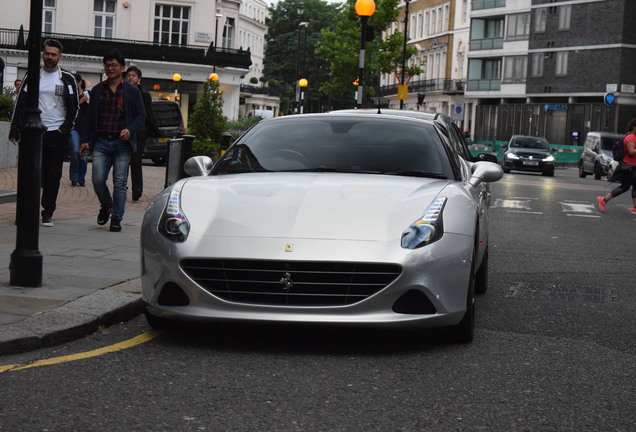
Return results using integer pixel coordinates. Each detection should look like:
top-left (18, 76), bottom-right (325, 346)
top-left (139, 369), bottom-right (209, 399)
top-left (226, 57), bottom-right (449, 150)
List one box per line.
top-left (0, 330), bottom-right (161, 373)
top-left (560, 202), bottom-right (598, 217)
top-left (492, 198), bottom-right (541, 213)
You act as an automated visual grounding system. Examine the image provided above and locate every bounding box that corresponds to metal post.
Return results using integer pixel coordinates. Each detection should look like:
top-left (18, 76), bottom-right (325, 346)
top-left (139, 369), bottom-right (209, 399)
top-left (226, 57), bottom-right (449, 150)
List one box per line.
top-left (400, 0), bottom-right (410, 110)
top-left (10, 0), bottom-right (45, 287)
top-left (357, 16), bottom-right (368, 109)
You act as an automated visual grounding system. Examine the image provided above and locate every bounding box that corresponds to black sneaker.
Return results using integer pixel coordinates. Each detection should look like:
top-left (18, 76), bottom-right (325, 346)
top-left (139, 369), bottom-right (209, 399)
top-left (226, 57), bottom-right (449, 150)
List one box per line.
top-left (71, 181), bottom-right (78, 186)
top-left (132, 190), bottom-right (142, 202)
top-left (41, 214), bottom-right (54, 227)
top-left (109, 215), bottom-right (122, 232)
top-left (97, 205), bottom-right (112, 225)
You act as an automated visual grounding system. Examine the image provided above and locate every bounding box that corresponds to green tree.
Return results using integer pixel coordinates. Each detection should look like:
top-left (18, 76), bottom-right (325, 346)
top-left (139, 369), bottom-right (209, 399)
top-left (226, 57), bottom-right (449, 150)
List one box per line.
top-left (263, 0), bottom-right (339, 114)
top-left (188, 79), bottom-right (227, 157)
top-left (316, 0), bottom-right (423, 108)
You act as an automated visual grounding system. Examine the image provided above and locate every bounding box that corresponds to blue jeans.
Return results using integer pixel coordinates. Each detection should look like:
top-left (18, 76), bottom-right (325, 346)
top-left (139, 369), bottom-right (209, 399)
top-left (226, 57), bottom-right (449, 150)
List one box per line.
top-left (69, 130), bottom-right (87, 184)
top-left (92, 137), bottom-right (132, 220)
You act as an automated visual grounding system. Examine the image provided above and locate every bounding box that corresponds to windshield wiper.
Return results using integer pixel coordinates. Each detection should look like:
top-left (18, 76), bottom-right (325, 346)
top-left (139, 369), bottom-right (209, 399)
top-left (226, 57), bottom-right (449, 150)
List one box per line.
top-left (280, 167), bottom-right (385, 174)
top-left (385, 170), bottom-right (447, 179)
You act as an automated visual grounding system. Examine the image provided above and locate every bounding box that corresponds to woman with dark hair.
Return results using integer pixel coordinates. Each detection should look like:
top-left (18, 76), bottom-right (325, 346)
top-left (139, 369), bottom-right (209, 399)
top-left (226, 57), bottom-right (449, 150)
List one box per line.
top-left (598, 118), bottom-right (636, 213)
top-left (69, 73), bottom-right (89, 186)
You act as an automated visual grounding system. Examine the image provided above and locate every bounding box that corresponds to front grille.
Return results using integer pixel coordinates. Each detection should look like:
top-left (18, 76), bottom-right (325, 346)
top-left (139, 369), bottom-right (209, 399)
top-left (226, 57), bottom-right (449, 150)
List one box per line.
top-left (180, 259), bottom-right (402, 307)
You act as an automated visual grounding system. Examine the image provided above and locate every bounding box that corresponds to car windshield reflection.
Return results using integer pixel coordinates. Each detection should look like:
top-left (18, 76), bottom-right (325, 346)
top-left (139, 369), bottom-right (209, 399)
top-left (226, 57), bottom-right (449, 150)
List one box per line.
top-left (213, 117), bottom-right (453, 179)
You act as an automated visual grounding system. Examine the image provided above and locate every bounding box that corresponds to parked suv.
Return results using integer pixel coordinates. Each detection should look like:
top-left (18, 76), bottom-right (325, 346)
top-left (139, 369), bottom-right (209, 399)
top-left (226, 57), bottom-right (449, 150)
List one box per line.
top-left (578, 131), bottom-right (624, 179)
top-left (144, 100), bottom-right (184, 165)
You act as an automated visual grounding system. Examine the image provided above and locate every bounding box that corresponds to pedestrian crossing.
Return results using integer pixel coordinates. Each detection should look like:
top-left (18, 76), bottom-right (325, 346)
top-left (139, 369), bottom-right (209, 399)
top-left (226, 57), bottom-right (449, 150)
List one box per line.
top-left (491, 198), bottom-right (633, 218)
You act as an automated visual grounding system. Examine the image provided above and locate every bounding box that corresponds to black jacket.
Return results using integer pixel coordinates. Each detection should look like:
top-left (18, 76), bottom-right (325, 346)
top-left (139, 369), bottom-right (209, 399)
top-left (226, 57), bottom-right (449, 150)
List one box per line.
top-left (9, 67), bottom-right (79, 141)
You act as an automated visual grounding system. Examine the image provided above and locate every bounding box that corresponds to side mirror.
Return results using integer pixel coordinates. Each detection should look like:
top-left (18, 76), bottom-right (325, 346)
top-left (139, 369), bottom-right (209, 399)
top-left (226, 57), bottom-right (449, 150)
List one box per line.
top-left (184, 155), bottom-right (214, 177)
top-left (468, 161), bottom-right (503, 188)
top-left (475, 153), bottom-right (499, 164)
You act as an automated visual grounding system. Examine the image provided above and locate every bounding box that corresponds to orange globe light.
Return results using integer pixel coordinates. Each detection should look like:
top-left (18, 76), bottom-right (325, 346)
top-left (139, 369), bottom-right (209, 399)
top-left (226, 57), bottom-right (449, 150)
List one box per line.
top-left (153, 84), bottom-right (160, 90)
top-left (299, 78), bottom-right (308, 87)
top-left (172, 73), bottom-right (182, 82)
top-left (355, 0), bottom-right (375, 17)
top-left (209, 73), bottom-right (219, 81)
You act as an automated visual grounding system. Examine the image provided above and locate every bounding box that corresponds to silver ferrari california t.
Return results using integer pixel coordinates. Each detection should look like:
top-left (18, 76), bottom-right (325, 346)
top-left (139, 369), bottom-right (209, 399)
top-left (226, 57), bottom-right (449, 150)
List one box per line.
top-left (141, 112), bottom-right (503, 342)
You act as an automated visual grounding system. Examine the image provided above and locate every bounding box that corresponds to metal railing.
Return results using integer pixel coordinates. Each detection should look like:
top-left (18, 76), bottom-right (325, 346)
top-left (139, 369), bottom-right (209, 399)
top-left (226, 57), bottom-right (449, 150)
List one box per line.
top-left (0, 27), bottom-right (252, 70)
top-left (380, 78), bottom-right (465, 96)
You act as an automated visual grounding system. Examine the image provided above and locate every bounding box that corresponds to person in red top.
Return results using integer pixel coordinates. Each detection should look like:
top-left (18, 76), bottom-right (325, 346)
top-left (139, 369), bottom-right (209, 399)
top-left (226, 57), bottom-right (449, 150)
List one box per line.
top-left (598, 118), bottom-right (636, 214)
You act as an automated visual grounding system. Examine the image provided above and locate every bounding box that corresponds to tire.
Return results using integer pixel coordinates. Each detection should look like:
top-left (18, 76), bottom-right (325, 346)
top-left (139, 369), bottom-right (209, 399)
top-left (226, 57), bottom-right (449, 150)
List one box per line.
top-left (578, 163), bottom-right (587, 178)
top-left (145, 310), bottom-right (179, 331)
top-left (451, 251), bottom-right (476, 343)
top-left (594, 164), bottom-right (602, 180)
top-left (474, 247), bottom-right (489, 294)
top-left (151, 155), bottom-right (167, 165)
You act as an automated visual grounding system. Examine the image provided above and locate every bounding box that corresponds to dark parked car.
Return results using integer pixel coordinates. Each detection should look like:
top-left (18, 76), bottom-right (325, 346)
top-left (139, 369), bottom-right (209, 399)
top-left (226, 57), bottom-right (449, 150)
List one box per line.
top-left (578, 131), bottom-right (624, 179)
top-left (501, 135), bottom-right (555, 176)
top-left (144, 100), bottom-right (184, 165)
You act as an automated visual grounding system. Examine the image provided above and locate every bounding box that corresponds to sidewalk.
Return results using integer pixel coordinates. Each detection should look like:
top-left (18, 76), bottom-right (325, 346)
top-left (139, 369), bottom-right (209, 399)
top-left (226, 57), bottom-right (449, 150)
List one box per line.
top-left (0, 162), bottom-right (168, 355)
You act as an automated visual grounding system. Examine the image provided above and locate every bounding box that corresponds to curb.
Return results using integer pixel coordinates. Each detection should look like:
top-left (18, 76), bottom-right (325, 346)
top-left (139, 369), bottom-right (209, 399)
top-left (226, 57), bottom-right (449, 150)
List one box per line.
top-left (0, 284), bottom-right (145, 356)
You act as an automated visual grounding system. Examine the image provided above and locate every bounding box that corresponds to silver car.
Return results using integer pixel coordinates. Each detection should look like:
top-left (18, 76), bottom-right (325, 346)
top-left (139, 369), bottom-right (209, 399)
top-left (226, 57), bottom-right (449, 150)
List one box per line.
top-left (141, 113), bottom-right (503, 342)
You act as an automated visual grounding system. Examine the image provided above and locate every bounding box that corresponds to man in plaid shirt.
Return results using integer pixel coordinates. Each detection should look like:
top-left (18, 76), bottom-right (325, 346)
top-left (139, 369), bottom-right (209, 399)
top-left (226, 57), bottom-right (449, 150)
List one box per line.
top-left (80, 51), bottom-right (145, 232)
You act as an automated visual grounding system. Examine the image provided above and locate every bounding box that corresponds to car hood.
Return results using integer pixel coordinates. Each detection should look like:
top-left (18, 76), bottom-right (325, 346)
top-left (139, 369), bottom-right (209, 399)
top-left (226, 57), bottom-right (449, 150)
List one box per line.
top-left (507, 148), bottom-right (550, 156)
top-left (179, 173), bottom-right (451, 242)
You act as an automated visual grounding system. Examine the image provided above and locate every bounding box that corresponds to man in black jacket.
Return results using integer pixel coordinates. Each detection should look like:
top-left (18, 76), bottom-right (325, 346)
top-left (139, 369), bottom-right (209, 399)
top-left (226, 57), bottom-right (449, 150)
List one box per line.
top-left (125, 66), bottom-right (159, 202)
top-left (9, 39), bottom-right (79, 227)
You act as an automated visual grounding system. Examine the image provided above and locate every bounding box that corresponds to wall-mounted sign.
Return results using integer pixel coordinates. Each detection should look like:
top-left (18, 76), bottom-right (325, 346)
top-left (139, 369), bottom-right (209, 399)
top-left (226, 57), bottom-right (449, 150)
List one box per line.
top-left (544, 104), bottom-right (568, 111)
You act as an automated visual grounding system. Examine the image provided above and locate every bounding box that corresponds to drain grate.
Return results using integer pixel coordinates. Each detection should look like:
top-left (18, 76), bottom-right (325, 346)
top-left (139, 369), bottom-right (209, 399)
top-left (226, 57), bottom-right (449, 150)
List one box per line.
top-left (506, 282), bottom-right (618, 303)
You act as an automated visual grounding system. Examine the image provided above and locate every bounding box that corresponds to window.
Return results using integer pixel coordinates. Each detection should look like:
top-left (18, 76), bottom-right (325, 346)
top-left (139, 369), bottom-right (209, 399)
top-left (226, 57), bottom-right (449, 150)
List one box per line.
top-left (535, 8), bottom-right (547, 33)
top-left (503, 56), bottom-right (527, 83)
top-left (43, 0), bottom-right (56, 33)
top-left (556, 51), bottom-right (568, 76)
top-left (222, 17), bottom-right (235, 48)
top-left (558, 5), bottom-right (571, 30)
top-left (94, 0), bottom-right (116, 38)
top-left (462, 0), bottom-right (468, 24)
top-left (431, 10), bottom-right (437, 34)
top-left (154, 4), bottom-right (191, 45)
top-left (531, 53), bottom-right (544, 77)
top-left (506, 13), bottom-right (530, 40)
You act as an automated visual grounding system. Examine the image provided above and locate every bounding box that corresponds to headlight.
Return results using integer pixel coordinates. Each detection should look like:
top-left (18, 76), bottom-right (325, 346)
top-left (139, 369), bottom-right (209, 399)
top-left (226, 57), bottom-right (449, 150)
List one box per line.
top-left (505, 152), bottom-right (519, 160)
top-left (401, 197), bottom-right (446, 249)
top-left (158, 182), bottom-right (190, 242)
top-left (543, 154), bottom-right (555, 162)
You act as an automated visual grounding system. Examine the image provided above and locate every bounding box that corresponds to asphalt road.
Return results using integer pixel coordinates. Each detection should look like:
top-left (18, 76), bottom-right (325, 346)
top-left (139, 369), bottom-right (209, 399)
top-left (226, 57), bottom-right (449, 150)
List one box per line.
top-left (1, 167), bottom-right (634, 432)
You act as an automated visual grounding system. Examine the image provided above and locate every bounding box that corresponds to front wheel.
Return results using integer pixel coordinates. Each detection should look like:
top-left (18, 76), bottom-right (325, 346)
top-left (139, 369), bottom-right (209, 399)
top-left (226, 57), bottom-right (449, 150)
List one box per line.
top-left (451, 252), bottom-right (475, 343)
top-left (578, 163), bottom-right (587, 178)
top-left (594, 164), bottom-right (602, 180)
top-left (474, 247), bottom-right (489, 294)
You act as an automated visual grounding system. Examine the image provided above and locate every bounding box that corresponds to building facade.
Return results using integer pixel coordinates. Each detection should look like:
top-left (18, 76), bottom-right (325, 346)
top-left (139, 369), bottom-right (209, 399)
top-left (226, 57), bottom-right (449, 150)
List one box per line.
top-left (0, 0), bottom-right (278, 123)
top-left (465, 0), bottom-right (636, 144)
top-left (380, 0), bottom-right (473, 132)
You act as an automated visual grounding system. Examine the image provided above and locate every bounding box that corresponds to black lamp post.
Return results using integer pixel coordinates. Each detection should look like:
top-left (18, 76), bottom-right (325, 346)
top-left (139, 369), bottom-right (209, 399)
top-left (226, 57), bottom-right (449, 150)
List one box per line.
top-left (10, 0), bottom-right (45, 287)
top-left (213, 13), bottom-right (223, 73)
top-left (294, 0), bottom-right (305, 114)
top-left (355, 0), bottom-right (375, 109)
top-left (400, 0), bottom-right (411, 110)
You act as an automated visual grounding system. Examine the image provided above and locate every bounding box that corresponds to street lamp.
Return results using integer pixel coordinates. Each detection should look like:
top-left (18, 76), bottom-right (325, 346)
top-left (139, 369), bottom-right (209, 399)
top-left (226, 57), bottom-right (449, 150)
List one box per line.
top-left (400, 0), bottom-right (411, 110)
top-left (213, 13), bottom-right (223, 72)
top-left (355, 0), bottom-right (375, 109)
top-left (209, 72), bottom-right (218, 81)
top-left (172, 72), bottom-right (181, 106)
top-left (294, 0), bottom-right (307, 114)
top-left (10, 0), bottom-right (45, 287)
top-left (299, 78), bottom-right (308, 113)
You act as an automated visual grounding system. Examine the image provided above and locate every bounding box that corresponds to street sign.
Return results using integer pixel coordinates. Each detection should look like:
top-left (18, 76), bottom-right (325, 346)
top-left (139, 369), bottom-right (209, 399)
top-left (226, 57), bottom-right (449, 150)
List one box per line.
top-left (603, 92), bottom-right (616, 106)
top-left (397, 84), bottom-right (408, 100)
top-left (453, 102), bottom-right (464, 121)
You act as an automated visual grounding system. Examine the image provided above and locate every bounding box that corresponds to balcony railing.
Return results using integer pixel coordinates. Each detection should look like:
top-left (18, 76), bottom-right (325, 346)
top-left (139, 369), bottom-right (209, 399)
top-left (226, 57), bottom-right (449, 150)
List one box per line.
top-left (469, 37), bottom-right (504, 51)
top-left (380, 78), bottom-right (464, 96)
top-left (0, 27), bottom-right (251, 70)
top-left (240, 84), bottom-right (281, 97)
top-left (472, 0), bottom-right (506, 10)
top-left (466, 78), bottom-right (501, 91)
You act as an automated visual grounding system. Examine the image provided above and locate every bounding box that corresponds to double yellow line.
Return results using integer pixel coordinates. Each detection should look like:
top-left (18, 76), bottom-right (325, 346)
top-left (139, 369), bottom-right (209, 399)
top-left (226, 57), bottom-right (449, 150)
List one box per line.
top-left (0, 330), bottom-right (161, 373)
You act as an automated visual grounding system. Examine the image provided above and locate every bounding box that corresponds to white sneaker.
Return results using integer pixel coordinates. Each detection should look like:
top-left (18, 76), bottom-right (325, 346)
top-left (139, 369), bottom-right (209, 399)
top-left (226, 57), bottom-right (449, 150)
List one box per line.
top-left (41, 215), bottom-right (54, 227)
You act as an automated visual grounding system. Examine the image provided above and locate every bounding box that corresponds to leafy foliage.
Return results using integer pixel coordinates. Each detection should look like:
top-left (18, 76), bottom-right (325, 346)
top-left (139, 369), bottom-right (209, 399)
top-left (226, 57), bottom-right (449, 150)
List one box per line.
top-left (316, 0), bottom-right (423, 108)
top-left (263, 0), bottom-right (340, 114)
top-left (188, 79), bottom-right (227, 157)
top-left (0, 92), bottom-right (14, 122)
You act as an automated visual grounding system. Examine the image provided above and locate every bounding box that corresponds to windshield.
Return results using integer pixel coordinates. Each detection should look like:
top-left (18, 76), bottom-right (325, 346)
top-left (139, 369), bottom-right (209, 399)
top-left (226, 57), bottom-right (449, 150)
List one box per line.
top-left (601, 135), bottom-right (623, 152)
top-left (509, 137), bottom-right (550, 151)
top-left (213, 117), bottom-right (454, 179)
